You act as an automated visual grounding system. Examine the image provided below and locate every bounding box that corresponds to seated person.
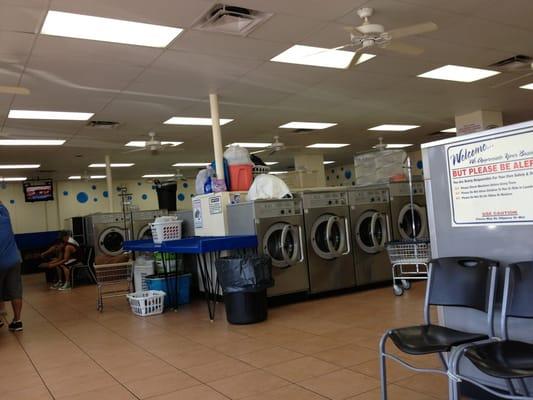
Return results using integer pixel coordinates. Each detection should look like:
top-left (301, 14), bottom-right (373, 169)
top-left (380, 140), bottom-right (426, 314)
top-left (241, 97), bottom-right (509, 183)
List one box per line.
top-left (41, 231), bottom-right (82, 291)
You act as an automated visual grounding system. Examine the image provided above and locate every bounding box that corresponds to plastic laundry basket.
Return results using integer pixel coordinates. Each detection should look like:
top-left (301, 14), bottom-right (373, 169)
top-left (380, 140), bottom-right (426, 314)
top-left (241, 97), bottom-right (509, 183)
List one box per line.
top-left (127, 290), bottom-right (166, 316)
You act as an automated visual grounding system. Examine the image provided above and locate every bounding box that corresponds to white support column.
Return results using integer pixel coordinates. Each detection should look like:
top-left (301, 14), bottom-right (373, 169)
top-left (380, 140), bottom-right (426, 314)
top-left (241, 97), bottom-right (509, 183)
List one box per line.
top-left (105, 155), bottom-right (114, 212)
top-left (209, 93), bottom-right (225, 181)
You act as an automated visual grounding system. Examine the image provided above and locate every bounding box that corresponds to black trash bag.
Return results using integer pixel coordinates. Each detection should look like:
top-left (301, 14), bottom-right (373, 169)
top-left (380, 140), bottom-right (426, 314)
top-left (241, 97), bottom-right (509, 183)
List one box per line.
top-left (215, 255), bottom-right (274, 294)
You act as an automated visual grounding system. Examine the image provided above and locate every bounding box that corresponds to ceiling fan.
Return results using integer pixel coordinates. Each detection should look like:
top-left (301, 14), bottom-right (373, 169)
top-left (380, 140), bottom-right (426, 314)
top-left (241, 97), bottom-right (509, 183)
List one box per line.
top-left (124, 131), bottom-right (183, 155)
top-left (331, 8), bottom-right (438, 66)
top-left (250, 136), bottom-right (301, 156)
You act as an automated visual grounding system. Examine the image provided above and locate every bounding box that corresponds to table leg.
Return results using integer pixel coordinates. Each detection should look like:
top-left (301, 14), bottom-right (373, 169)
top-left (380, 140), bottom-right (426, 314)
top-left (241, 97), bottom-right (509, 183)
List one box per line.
top-left (196, 252), bottom-right (223, 321)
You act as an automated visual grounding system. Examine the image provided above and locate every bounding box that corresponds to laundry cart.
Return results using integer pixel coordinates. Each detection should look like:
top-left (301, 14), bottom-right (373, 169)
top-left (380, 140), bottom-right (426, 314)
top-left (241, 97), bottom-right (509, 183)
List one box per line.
top-left (386, 239), bottom-right (430, 296)
top-left (94, 261), bottom-right (134, 311)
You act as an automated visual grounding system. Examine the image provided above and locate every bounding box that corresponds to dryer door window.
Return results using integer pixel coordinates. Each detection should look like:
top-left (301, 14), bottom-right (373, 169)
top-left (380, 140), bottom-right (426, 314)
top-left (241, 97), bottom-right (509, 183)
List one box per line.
top-left (356, 211), bottom-right (387, 254)
top-left (398, 204), bottom-right (427, 240)
top-left (99, 228), bottom-right (125, 256)
top-left (263, 223), bottom-right (300, 268)
top-left (311, 214), bottom-right (347, 260)
top-left (138, 225), bottom-right (152, 240)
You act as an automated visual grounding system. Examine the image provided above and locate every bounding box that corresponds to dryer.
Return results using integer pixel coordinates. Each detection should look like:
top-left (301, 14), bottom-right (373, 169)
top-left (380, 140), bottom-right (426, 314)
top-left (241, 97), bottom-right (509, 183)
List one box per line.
top-left (349, 186), bottom-right (392, 286)
top-left (389, 180), bottom-right (428, 240)
top-left (132, 209), bottom-right (168, 240)
top-left (301, 190), bottom-right (355, 293)
top-left (228, 199), bottom-right (309, 297)
top-left (85, 213), bottom-right (128, 257)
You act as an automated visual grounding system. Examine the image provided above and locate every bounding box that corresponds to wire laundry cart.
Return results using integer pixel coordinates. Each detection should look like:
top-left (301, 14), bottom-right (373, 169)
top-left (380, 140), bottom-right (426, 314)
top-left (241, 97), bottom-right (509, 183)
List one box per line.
top-left (386, 239), bottom-right (430, 296)
top-left (93, 261), bottom-right (134, 311)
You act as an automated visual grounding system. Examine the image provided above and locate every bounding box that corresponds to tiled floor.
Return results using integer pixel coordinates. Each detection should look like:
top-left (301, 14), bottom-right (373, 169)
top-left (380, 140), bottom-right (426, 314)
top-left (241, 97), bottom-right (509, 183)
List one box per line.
top-left (0, 275), bottom-right (449, 400)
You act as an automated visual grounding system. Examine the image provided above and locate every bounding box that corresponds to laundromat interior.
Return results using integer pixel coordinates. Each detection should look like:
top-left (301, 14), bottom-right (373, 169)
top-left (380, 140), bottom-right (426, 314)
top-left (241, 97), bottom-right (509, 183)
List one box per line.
top-left (1, 1), bottom-right (533, 399)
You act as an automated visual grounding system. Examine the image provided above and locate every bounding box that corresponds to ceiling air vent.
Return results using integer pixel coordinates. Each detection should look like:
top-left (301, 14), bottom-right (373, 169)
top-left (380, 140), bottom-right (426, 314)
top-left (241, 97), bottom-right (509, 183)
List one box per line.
top-left (489, 55), bottom-right (533, 71)
top-left (87, 120), bottom-right (120, 129)
top-left (195, 4), bottom-right (273, 36)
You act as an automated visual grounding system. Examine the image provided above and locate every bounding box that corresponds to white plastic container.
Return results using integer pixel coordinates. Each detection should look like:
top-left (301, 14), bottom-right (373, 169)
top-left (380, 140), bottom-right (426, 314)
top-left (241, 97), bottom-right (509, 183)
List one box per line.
top-left (127, 290), bottom-right (166, 316)
top-left (133, 261), bottom-right (155, 292)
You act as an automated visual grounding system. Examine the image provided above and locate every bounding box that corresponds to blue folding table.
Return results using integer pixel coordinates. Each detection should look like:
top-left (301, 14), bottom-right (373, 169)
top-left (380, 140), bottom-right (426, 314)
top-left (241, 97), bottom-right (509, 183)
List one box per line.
top-left (124, 235), bottom-right (258, 321)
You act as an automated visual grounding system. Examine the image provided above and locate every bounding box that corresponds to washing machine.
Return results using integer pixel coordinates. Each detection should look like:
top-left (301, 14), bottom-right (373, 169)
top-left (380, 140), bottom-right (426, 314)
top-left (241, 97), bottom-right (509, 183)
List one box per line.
top-left (85, 213), bottom-right (128, 257)
top-left (349, 186), bottom-right (392, 286)
top-left (301, 190), bottom-right (355, 293)
top-left (389, 180), bottom-right (428, 240)
top-left (227, 199), bottom-right (309, 297)
top-left (132, 209), bottom-right (168, 240)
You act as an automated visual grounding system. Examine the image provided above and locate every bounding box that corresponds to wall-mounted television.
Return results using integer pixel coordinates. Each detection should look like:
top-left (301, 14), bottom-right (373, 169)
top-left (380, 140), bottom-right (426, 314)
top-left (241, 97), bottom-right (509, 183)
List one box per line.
top-left (23, 180), bottom-right (54, 202)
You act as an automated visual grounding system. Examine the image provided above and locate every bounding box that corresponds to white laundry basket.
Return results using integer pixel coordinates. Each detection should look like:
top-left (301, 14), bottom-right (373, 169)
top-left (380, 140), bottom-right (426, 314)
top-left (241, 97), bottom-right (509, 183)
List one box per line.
top-left (127, 290), bottom-right (166, 316)
top-left (150, 219), bottom-right (182, 244)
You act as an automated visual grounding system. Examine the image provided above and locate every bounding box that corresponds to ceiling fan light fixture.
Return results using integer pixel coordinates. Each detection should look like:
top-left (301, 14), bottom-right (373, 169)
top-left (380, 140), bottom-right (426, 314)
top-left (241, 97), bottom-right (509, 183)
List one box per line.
top-left (418, 64), bottom-right (500, 83)
top-left (271, 45), bottom-right (356, 69)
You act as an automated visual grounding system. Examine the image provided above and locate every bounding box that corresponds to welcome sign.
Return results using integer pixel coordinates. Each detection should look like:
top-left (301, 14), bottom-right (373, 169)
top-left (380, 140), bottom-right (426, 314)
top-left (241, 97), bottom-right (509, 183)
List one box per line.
top-left (445, 129), bottom-right (533, 226)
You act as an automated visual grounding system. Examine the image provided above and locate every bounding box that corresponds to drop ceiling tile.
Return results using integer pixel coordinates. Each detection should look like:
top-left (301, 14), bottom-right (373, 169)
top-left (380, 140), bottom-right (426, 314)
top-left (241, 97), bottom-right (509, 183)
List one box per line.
top-left (0, 3), bottom-right (46, 33)
top-left (397, 0), bottom-right (497, 17)
top-left (249, 14), bottom-right (327, 44)
top-left (0, 31), bottom-right (35, 65)
top-left (50, 0), bottom-right (214, 28)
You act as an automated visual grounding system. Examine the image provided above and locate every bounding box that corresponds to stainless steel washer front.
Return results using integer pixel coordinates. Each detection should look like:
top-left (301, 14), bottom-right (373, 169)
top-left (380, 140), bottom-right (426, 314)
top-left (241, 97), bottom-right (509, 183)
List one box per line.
top-left (389, 181), bottom-right (428, 241)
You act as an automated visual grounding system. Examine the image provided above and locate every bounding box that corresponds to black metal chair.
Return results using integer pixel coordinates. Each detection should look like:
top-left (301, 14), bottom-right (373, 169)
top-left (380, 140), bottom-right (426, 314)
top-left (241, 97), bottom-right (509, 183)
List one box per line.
top-left (379, 257), bottom-right (499, 400)
top-left (71, 246), bottom-right (96, 288)
top-left (449, 262), bottom-right (533, 399)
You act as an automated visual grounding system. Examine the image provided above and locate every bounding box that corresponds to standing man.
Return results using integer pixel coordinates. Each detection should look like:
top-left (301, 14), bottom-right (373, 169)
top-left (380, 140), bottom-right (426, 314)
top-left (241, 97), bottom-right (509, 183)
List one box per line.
top-left (0, 200), bottom-right (23, 331)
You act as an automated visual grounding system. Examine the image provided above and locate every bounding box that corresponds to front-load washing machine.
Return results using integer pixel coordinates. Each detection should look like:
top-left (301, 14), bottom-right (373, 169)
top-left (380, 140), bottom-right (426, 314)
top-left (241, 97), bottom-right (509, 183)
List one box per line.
top-left (389, 180), bottom-right (427, 240)
top-left (227, 199), bottom-right (309, 297)
top-left (132, 209), bottom-right (168, 240)
top-left (85, 213), bottom-right (128, 257)
top-left (301, 190), bottom-right (355, 293)
top-left (349, 186), bottom-right (392, 286)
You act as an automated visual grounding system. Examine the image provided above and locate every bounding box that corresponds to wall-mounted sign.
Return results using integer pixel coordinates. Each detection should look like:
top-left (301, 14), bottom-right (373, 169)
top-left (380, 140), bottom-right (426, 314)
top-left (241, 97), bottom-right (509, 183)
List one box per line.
top-left (446, 129), bottom-right (533, 226)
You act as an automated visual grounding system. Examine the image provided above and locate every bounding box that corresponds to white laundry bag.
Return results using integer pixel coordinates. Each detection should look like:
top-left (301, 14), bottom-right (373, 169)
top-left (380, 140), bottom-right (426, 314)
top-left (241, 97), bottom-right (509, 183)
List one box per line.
top-left (224, 145), bottom-right (252, 165)
top-left (248, 174), bottom-right (292, 200)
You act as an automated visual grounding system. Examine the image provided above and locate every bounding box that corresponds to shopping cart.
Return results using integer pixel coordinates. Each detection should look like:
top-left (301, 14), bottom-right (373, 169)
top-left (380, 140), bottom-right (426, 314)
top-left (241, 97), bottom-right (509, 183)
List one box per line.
top-left (93, 261), bottom-right (134, 311)
top-left (386, 239), bottom-right (431, 296)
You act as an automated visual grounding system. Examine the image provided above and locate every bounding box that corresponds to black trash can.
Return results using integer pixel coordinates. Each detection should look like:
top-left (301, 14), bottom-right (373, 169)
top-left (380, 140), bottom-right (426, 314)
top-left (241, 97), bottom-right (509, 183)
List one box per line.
top-left (215, 255), bottom-right (273, 325)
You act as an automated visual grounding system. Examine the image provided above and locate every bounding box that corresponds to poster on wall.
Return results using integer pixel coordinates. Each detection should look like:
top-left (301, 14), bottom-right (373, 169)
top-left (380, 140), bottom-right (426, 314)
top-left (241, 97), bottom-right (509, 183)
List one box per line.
top-left (446, 129), bottom-right (533, 226)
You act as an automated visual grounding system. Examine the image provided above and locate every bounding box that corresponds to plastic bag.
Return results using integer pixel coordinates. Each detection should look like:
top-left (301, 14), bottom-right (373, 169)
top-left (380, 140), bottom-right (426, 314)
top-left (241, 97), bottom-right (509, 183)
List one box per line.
top-left (224, 145), bottom-right (252, 165)
top-left (247, 174), bottom-right (292, 200)
top-left (195, 169), bottom-right (209, 195)
top-left (215, 255), bottom-right (274, 293)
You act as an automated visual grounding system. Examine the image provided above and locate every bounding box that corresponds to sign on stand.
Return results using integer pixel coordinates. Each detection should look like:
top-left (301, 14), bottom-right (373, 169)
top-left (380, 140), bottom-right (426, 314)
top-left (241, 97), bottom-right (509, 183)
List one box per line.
top-left (445, 129), bottom-right (533, 226)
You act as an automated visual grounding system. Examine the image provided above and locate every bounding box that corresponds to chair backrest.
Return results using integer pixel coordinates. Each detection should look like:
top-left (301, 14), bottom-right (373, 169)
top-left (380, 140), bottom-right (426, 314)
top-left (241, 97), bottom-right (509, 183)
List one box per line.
top-left (425, 257), bottom-right (498, 326)
top-left (502, 262), bottom-right (533, 339)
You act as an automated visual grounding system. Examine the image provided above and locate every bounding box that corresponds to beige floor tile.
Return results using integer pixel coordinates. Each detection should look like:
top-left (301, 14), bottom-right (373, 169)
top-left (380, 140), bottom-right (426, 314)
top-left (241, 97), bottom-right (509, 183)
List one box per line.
top-left (395, 373), bottom-right (449, 400)
top-left (109, 358), bottom-right (176, 383)
top-left (45, 370), bottom-right (118, 399)
top-left (55, 385), bottom-right (138, 400)
top-left (8, 385), bottom-right (53, 400)
top-left (299, 369), bottom-right (381, 400)
top-left (347, 384), bottom-right (436, 400)
top-left (209, 369), bottom-right (289, 399)
top-left (264, 356), bottom-right (340, 382)
top-left (163, 347), bottom-right (231, 369)
top-left (123, 370), bottom-right (200, 399)
top-left (349, 357), bottom-right (418, 383)
top-left (236, 346), bottom-right (303, 368)
top-left (280, 336), bottom-right (344, 354)
top-left (213, 337), bottom-right (272, 356)
top-left (314, 344), bottom-right (377, 367)
top-left (149, 384), bottom-right (229, 400)
top-left (184, 357), bottom-right (255, 383)
top-left (242, 384), bottom-right (329, 400)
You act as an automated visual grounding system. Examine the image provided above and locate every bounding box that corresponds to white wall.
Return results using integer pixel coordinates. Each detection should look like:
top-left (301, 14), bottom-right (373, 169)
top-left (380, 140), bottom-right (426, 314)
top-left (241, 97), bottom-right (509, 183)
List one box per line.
top-left (0, 178), bottom-right (195, 234)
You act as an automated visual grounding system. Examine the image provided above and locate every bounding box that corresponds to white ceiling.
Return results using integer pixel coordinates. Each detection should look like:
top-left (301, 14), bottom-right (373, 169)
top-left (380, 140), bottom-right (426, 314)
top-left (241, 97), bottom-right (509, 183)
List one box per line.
top-left (0, 0), bottom-right (532, 179)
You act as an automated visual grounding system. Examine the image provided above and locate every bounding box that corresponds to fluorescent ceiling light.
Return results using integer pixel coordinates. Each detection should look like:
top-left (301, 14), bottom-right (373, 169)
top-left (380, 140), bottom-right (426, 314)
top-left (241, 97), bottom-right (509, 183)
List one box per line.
top-left (125, 141), bottom-right (183, 147)
top-left (142, 174), bottom-right (176, 178)
top-left (417, 64), bottom-right (500, 83)
top-left (0, 139), bottom-right (65, 146)
top-left (90, 175), bottom-right (106, 179)
top-left (323, 161), bottom-right (335, 165)
top-left (368, 124), bottom-right (419, 132)
top-left (41, 10), bottom-right (183, 48)
top-left (269, 171), bottom-right (288, 175)
top-left (164, 117), bottom-right (233, 126)
top-left (89, 163), bottom-right (134, 168)
top-left (0, 177), bottom-right (27, 182)
top-left (0, 164), bottom-right (40, 169)
top-left (227, 142), bottom-right (271, 148)
top-left (271, 45), bottom-right (371, 69)
top-left (306, 143), bottom-right (350, 149)
top-left (441, 127), bottom-right (457, 133)
top-left (68, 175), bottom-right (106, 180)
top-left (172, 162), bottom-right (210, 167)
top-left (279, 122), bottom-right (337, 130)
top-left (519, 83), bottom-right (533, 90)
top-left (264, 161), bottom-right (279, 166)
top-left (8, 110), bottom-right (93, 120)
top-left (68, 176), bottom-right (81, 180)
top-left (373, 144), bottom-right (413, 149)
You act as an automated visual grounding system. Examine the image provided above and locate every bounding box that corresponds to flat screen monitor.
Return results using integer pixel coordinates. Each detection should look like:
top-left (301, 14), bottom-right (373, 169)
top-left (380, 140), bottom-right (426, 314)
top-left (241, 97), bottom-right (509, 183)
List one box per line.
top-left (23, 180), bottom-right (54, 202)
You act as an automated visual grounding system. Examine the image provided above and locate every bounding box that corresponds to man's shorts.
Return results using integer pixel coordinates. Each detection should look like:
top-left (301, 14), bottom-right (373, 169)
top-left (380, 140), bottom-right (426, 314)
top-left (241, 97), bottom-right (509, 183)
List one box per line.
top-left (0, 263), bottom-right (22, 301)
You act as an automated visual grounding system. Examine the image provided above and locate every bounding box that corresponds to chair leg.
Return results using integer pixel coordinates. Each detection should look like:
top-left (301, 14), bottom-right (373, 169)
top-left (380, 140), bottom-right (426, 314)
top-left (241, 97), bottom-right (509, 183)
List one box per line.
top-left (448, 373), bottom-right (460, 400)
top-left (380, 332), bottom-right (390, 400)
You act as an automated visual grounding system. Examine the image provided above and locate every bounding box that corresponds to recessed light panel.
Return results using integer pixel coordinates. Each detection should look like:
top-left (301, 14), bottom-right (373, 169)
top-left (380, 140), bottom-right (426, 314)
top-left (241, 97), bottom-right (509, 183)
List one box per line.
top-left (355, 53), bottom-right (376, 65)
top-left (441, 127), bottom-right (457, 133)
top-left (368, 124), bottom-right (419, 132)
top-left (0, 139), bottom-right (65, 146)
top-left (519, 83), bottom-right (533, 90)
top-left (41, 10), bottom-right (183, 47)
top-left (306, 143), bottom-right (350, 149)
top-left (0, 164), bottom-right (40, 169)
top-left (0, 177), bottom-right (27, 182)
top-left (68, 176), bottom-right (81, 180)
top-left (142, 174), bottom-right (176, 178)
top-left (172, 163), bottom-right (210, 167)
top-left (264, 162), bottom-right (279, 166)
top-left (374, 144), bottom-right (413, 149)
top-left (418, 65), bottom-right (500, 82)
top-left (164, 117), bottom-right (233, 126)
top-left (269, 171), bottom-right (288, 175)
top-left (89, 163), bottom-right (134, 168)
top-left (279, 122), bottom-right (337, 130)
top-left (323, 161), bottom-right (335, 165)
top-left (8, 110), bottom-right (93, 120)
top-left (125, 141), bottom-right (183, 147)
top-left (271, 45), bottom-right (361, 69)
top-left (227, 142), bottom-right (271, 148)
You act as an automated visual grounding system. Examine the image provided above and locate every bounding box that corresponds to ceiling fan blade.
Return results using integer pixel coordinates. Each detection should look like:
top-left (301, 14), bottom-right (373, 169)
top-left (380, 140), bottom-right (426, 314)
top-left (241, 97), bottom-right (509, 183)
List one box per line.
top-left (0, 86), bottom-right (30, 95)
top-left (386, 22), bottom-right (438, 39)
top-left (251, 148), bottom-right (269, 155)
top-left (381, 41), bottom-right (424, 56)
top-left (491, 71), bottom-right (533, 88)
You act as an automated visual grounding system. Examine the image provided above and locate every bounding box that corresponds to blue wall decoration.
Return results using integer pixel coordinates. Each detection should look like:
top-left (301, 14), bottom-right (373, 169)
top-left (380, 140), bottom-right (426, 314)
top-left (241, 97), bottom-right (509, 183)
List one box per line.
top-left (63, 191), bottom-right (69, 196)
top-left (91, 185), bottom-right (96, 190)
top-left (141, 194), bottom-right (148, 200)
top-left (93, 198), bottom-right (98, 202)
top-left (103, 191), bottom-right (108, 198)
top-left (76, 192), bottom-right (89, 204)
top-left (177, 193), bottom-right (185, 202)
top-left (344, 170), bottom-right (352, 179)
top-left (9, 199), bottom-right (15, 204)
top-left (183, 182), bottom-right (188, 188)
top-left (417, 160), bottom-right (423, 170)
top-left (137, 182), bottom-right (142, 186)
